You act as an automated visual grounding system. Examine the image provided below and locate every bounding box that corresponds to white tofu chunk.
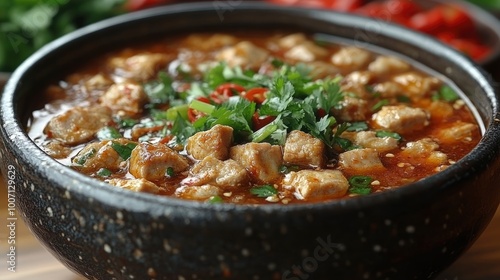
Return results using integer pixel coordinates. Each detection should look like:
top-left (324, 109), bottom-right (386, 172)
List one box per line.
top-left (183, 33), bottom-right (237, 51)
top-left (331, 47), bottom-right (372, 69)
top-left (285, 41), bottom-right (329, 62)
top-left (332, 96), bottom-right (370, 122)
top-left (278, 33), bottom-right (308, 49)
top-left (372, 105), bottom-right (429, 134)
top-left (393, 72), bottom-right (440, 98)
top-left (338, 148), bottom-right (385, 172)
top-left (230, 143), bottom-right (283, 183)
top-left (182, 156), bottom-right (249, 189)
top-left (186, 125), bottom-right (233, 160)
top-left (368, 56), bottom-right (410, 74)
top-left (107, 178), bottom-right (160, 194)
top-left (109, 52), bottom-right (170, 82)
top-left (436, 122), bottom-right (478, 144)
top-left (400, 138), bottom-right (448, 166)
top-left (175, 184), bottom-right (222, 200)
top-left (44, 105), bottom-right (112, 145)
top-left (353, 131), bottom-right (399, 152)
top-left (283, 130), bottom-right (326, 168)
top-left (99, 83), bottom-right (147, 116)
top-left (283, 170), bottom-right (349, 200)
top-left (216, 41), bottom-right (270, 69)
top-left (129, 142), bottom-right (189, 181)
top-left (72, 139), bottom-right (136, 172)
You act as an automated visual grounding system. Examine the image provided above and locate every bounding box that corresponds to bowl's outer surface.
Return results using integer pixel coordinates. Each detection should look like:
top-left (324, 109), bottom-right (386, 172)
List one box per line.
top-left (1, 2), bottom-right (500, 280)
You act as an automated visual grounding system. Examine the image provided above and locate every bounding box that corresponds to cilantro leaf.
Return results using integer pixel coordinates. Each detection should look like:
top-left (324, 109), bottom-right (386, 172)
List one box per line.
top-left (250, 185), bottom-right (278, 198)
top-left (111, 142), bottom-right (137, 160)
top-left (143, 72), bottom-right (176, 104)
top-left (96, 126), bottom-right (122, 140)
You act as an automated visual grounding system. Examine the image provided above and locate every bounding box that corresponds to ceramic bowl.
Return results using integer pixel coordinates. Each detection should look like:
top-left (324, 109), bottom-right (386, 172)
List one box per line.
top-left (1, 2), bottom-right (500, 280)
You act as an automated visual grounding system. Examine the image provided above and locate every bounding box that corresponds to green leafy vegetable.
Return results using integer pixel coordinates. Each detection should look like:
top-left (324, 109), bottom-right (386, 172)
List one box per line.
top-left (110, 142), bottom-right (137, 160)
top-left (118, 118), bottom-right (138, 128)
top-left (376, 131), bottom-right (402, 141)
top-left (371, 99), bottom-right (390, 112)
top-left (207, 195), bottom-right (223, 204)
top-left (96, 126), bottom-right (122, 140)
top-left (75, 148), bottom-right (96, 165)
top-left (97, 168), bottom-right (112, 177)
top-left (349, 175), bottom-right (373, 195)
top-left (171, 113), bottom-right (197, 144)
top-left (346, 122), bottom-right (369, 132)
top-left (165, 167), bottom-right (175, 177)
top-left (144, 72), bottom-right (176, 104)
top-left (250, 185), bottom-right (278, 198)
top-left (433, 85), bottom-right (459, 102)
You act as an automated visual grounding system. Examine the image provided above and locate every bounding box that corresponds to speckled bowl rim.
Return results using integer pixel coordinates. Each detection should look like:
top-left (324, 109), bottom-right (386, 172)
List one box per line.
top-left (1, 2), bottom-right (499, 215)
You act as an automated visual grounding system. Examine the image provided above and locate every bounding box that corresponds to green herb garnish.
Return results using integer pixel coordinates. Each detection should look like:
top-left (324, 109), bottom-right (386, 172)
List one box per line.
top-left (346, 122), bottom-right (369, 132)
top-left (75, 148), bottom-right (96, 165)
top-left (371, 99), bottom-right (389, 112)
top-left (207, 195), bottom-right (223, 204)
top-left (348, 175), bottom-right (373, 195)
top-left (97, 168), bottom-right (112, 177)
top-left (250, 185), bottom-right (278, 198)
top-left (96, 126), bottom-right (122, 140)
top-left (376, 131), bottom-right (402, 141)
top-left (166, 167), bottom-right (175, 177)
top-left (110, 142), bottom-right (137, 160)
top-left (433, 85), bottom-right (459, 102)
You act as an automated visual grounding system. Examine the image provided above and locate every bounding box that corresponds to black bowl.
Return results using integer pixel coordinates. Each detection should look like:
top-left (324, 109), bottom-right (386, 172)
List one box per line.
top-left (1, 2), bottom-right (500, 280)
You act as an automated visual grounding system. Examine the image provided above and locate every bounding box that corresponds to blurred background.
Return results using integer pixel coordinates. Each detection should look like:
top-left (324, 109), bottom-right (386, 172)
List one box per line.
top-left (1, 0), bottom-right (500, 279)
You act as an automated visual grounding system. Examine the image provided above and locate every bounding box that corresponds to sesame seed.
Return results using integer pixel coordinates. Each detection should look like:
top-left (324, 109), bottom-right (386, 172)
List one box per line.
top-left (371, 180), bottom-right (381, 186)
top-left (385, 153), bottom-right (395, 158)
top-left (397, 163), bottom-right (405, 167)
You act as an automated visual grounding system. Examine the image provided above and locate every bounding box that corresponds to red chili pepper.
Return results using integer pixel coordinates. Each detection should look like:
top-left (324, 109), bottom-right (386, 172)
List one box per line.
top-left (125, 0), bottom-right (172, 11)
top-left (252, 113), bottom-right (276, 131)
top-left (328, 0), bottom-right (363, 12)
top-left (448, 38), bottom-right (491, 61)
top-left (409, 7), bottom-right (446, 35)
top-left (439, 5), bottom-right (475, 36)
top-left (187, 97), bottom-right (211, 123)
top-left (242, 87), bottom-right (268, 104)
top-left (210, 83), bottom-right (246, 104)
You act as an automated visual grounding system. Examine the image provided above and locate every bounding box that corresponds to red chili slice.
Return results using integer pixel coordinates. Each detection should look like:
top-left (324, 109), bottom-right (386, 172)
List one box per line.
top-left (242, 87), bottom-right (268, 104)
top-left (187, 97), bottom-right (211, 123)
top-left (210, 83), bottom-right (245, 104)
top-left (252, 113), bottom-right (276, 131)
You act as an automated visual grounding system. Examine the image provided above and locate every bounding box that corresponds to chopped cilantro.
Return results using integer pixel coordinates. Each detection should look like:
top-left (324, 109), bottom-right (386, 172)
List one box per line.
top-left (143, 71), bottom-right (176, 104)
top-left (371, 99), bottom-right (390, 112)
top-left (397, 95), bottom-right (411, 103)
top-left (346, 122), bottom-right (369, 132)
top-left (433, 85), bottom-right (459, 102)
top-left (76, 148), bottom-right (96, 165)
top-left (118, 118), bottom-right (138, 128)
top-left (376, 131), bottom-right (402, 141)
top-left (110, 142), bottom-right (137, 160)
top-left (207, 195), bottom-right (223, 204)
top-left (349, 176), bottom-right (373, 195)
top-left (171, 113), bottom-right (197, 144)
top-left (250, 185), bottom-right (278, 198)
top-left (279, 165), bottom-right (300, 174)
top-left (97, 168), bottom-right (112, 177)
top-left (165, 167), bottom-right (175, 177)
top-left (96, 126), bottom-right (122, 140)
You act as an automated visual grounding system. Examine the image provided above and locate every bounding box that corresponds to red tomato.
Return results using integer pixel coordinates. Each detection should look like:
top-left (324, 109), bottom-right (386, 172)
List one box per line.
top-left (328, 0), bottom-right (364, 12)
top-left (242, 87), bottom-right (268, 104)
top-left (266, 0), bottom-right (327, 8)
top-left (126, 0), bottom-right (171, 11)
top-left (187, 97), bottom-right (211, 123)
top-left (209, 83), bottom-right (245, 104)
top-left (252, 113), bottom-right (276, 131)
top-left (382, 0), bottom-right (422, 18)
top-left (439, 5), bottom-right (475, 36)
top-left (409, 7), bottom-right (446, 35)
top-left (449, 39), bottom-right (491, 61)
